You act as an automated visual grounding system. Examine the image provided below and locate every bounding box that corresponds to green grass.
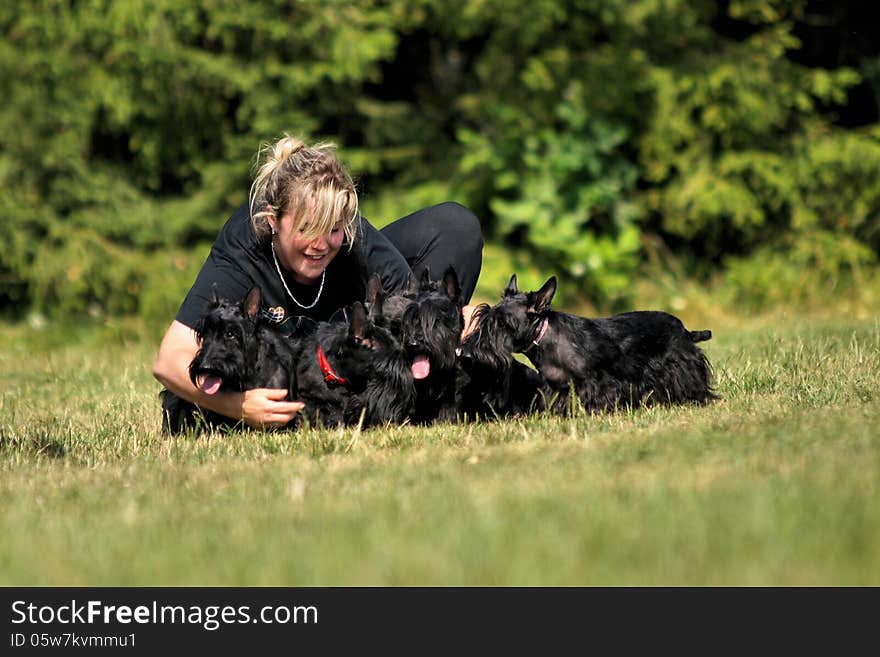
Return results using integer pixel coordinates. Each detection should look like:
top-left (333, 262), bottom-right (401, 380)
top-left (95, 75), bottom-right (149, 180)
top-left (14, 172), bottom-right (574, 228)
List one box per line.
top-left (1, 315), bottom-right (879, 585)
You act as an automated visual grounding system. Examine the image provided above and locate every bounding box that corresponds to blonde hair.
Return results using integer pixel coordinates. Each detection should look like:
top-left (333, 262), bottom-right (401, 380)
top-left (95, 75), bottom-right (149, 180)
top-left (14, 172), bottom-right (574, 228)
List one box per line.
top-left (249, 135), bottom-right (359, 247)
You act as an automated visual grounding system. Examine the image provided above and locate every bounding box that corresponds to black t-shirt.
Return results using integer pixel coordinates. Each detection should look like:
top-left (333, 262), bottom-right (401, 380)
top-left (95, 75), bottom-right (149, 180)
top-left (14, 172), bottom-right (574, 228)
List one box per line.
top-left (175, 202), bottom-right (412, 331)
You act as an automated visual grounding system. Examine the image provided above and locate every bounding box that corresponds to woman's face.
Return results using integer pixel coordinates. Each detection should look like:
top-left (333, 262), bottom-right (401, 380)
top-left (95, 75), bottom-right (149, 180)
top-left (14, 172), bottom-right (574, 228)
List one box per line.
top-left (272, 212), bottom-right (345, 285)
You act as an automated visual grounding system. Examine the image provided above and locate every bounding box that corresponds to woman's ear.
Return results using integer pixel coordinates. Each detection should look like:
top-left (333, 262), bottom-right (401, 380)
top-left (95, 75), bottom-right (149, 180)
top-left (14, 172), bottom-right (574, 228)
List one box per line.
top-left (266, 205), bottom-right (277, 235)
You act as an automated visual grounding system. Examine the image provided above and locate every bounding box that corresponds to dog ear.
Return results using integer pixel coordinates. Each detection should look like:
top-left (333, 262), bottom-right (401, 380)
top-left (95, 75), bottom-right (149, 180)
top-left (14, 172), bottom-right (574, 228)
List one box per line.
top-left (244, 286), bottom-right (261, 319)
top-left (419, 267), bottom-right (433, 289)
top-left (528, 276), bottom-right (556, 315)
top-left (404, 272), bottom-right (419, 296)
top-left (442, 267), bottom-right (461, 303)
top-left (348, 302), bottom-right (369, 345)
top-left (504, 274), bottom-right (519, 297)
top-left (366, 273), bottom-right (384, 305)
top-left (371, 288), bottom-right (386, 319)
top-left (192, 315), bottom-right (206, 341)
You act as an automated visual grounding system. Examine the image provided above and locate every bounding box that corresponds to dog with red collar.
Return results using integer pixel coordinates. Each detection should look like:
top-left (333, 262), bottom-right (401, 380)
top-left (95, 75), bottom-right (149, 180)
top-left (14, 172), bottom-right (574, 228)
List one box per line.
top-left (288, 296), bottom-right (415, 429)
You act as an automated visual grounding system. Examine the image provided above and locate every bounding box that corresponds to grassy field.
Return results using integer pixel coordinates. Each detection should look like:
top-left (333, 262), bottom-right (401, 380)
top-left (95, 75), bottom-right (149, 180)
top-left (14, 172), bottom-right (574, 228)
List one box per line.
top-left (1, 312), bottom-right (878, 586)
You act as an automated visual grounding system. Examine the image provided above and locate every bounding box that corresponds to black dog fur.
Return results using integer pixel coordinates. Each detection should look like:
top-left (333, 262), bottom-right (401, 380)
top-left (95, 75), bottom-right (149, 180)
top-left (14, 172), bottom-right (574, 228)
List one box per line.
top-left (458, 305), bottom-right (545, 419)
top-left (386, 267), bottom-right (465, 424)
top-left (455, 353), bottom-right (544, 420)
top-left (475, 274), bottom-right (716, 414)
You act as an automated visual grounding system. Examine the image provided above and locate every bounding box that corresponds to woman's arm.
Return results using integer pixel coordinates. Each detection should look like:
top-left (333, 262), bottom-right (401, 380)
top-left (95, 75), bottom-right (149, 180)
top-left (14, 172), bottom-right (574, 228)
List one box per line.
top-left (152, 320), bottom-right (304, 428)
top-left (462, 305), bottom-right (479, 341)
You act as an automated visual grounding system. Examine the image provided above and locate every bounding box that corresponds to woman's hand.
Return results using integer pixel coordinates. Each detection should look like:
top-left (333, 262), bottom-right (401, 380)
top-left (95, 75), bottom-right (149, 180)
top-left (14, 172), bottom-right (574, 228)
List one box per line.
top-left (240, 389), bottom-right (305, 428)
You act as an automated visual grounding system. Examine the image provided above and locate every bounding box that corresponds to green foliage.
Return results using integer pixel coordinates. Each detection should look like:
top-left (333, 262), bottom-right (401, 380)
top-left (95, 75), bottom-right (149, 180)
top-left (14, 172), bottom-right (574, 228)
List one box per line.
top-left (460, 89), bottom-right (641, 305)
top-left (0, 0), bottom-right (401, 319)
top-left (640, 11), bottom-right (875, 265)
top-left (475, 242), bottom-right (558, 306)
top-left (722, 230), bottom-right (877, 311)
top-left (450, 0), bottom-right (655, 305)
top-left (1, 0), bottom-right (878, 318)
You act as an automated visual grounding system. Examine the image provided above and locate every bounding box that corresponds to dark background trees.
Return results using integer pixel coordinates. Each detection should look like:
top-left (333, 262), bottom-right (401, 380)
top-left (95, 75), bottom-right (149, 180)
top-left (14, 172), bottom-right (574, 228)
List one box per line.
top-left (2, 0), bottom-right (878, 321)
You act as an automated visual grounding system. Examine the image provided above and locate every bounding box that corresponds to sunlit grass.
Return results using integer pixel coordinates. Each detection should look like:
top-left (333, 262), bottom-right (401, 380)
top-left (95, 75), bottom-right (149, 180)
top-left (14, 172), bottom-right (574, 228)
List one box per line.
top-left (1, 315), bottom-right (878, 585)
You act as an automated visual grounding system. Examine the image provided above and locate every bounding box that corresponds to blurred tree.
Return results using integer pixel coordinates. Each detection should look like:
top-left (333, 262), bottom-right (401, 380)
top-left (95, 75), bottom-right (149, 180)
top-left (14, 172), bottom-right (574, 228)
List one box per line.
top-left (1, 0), bottom-right (878, 318)
top-left (638, 0), bottom-right (879, 302)
top-left (0, 0), bottom-right (402, 317)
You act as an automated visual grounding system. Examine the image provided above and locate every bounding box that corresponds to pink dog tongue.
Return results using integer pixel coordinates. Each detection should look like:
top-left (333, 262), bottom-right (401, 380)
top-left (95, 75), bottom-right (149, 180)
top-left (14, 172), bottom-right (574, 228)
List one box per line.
top-left (200, 376), bottom-right (222, 395)
top-left (411, 355), bottom-right (431, 380)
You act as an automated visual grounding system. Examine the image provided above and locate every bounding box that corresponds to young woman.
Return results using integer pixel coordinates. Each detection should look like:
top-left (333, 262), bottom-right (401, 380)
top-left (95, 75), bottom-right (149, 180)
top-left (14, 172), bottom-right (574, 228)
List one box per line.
top-left (152, 135), bottom-right (483, 428)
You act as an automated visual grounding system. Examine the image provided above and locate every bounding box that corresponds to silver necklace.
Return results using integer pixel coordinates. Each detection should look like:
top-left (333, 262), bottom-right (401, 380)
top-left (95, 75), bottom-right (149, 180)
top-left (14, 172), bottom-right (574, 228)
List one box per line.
top-left (271, 242), bottom-right (325, 309)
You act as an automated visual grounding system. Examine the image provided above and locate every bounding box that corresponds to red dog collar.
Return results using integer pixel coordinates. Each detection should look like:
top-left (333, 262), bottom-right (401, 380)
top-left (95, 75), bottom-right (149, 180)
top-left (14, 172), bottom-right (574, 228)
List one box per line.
top-left (317, 345), bottom-right (348, 386)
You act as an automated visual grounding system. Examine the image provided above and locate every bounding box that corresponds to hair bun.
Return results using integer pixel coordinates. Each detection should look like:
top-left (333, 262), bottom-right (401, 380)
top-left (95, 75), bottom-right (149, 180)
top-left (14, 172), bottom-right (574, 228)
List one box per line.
top-left (272, 136), bottom-right (305, 165)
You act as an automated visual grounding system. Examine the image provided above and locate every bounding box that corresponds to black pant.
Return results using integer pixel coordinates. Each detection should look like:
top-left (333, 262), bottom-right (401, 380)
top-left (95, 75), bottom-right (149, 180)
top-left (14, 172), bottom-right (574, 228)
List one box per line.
top-left (380, 202), bottom-right (484, 304)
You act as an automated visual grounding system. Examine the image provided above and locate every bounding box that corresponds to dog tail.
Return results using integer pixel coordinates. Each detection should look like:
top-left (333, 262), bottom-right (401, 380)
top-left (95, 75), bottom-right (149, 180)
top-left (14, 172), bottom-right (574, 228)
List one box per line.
top-left (689, 330), bottom-right (712, 343)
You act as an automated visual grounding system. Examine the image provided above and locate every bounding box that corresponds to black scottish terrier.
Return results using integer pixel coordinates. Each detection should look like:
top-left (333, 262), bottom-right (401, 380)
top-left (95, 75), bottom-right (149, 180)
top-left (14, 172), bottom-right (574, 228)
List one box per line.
top-left (377, 267), bottom-right (465, 424)
top-left (161, 286), bottom-right (300, 434)
top-left (473, 274), bottom-right (716, 414)
top-left (161, 286), bottom-right (414, 433)
top-left (375, 266), bottom-right (542, 422)
top-left (288, 292), bottom-right (414, 428)
top-left (457, 316), bottom-right (544, 420)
